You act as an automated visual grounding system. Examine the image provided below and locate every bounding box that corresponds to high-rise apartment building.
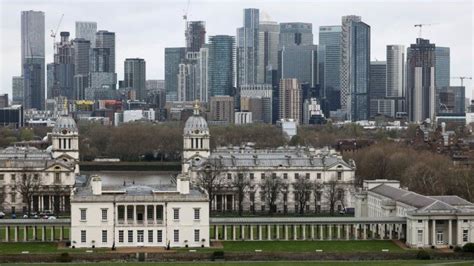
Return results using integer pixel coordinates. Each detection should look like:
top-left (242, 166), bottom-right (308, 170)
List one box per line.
top-left (165, 47), bottom-right (186, 101)
top-left (210, 96), bottom-right (235, 124)
top-left (124, 58), bottom-right (146, 101)
top-left (186, 21), bottom-right (206, 53)
top-left (407, 38), bottom-right (436, 122)
top-left (319, 25), bottom-right (341, 111)
top-left (12, 76), bottom-right (24, 104)
top-left (279, 23), bottom-right (313, 48)
top-left (257, 21), bottom-right (279, 84)
top-left (279, 78), bottom-right (302, 123)
top-left (21, 10), bottom-right (45, 109)
top-left (240, 84), bottom-right (273, 123)
top-left (236, 8), bottom-right (259, 86)
top-left (208, 35), bottom-right (235, 97)
top-left (340, 15), bottom-right (370, 121)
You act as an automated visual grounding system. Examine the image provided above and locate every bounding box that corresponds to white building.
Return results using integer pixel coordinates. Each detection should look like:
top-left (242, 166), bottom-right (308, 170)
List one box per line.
top-left (356, 179), bottom-right (474, 248)
top-left (0, 116), bottom-right (79, 213)
top-left (182, 104), bottom-right (356, 214)
top-left (70, 175), bottom-right (209, 248)
top-left (234, 111), bottom-right (253, 125)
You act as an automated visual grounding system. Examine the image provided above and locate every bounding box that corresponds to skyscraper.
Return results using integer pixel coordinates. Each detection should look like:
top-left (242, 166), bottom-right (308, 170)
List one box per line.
top-left (279, 78), bottom-right (302, 123)
top-left (236, 8), bottom-right (259, 86)
top-left (52, 32), bottom-right (75, 99)
top-left (124, 58), bottom-right (146, 101)
top-left (340, 15), bottom-right (370, 121)
top-left (21, 10), bottom-right (45, 109)
top-left (164, 47), bottom-right (185, 101)
top-left (438, 86), bottom-right (465, 114)
top-left (75, 21), bottom-right (97, 47)
top-left (407, 38), bottom-right (436, 122)
top-left (319, 25), bottom-right (341, 111)
top-left (435, 47), bottom-right (450, 90)
top-left (386, 45), bottom-right (405, 115)
top-left (208, 35), bottom-right (235, 97)
top-left (369, 61), bottom-right (393, 118)
top-left (96, 30), bottom-right (115, 73)
top-left (279, 22), bottom-right (313, 48)
top-left (185, 21), bottom-right (206, 53)
top-left (72, 38), bottom-right (91, 75)
top-left (257, 21), bottom-right (279, 84)
top-left (12, 76), bottom-right (24, 104)
top-left (279, 45), bottom-right (318, 87)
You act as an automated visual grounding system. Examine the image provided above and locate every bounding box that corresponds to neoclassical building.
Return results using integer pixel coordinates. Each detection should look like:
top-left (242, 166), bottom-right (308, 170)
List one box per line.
top-left (182, 104), bottom-right (356, 214)
top-left (0, 116), bottom-right (79, 213)
top-left (70, 175), bottom-right (209, 248)
top-left (356, 179), bottom-right (474, 248)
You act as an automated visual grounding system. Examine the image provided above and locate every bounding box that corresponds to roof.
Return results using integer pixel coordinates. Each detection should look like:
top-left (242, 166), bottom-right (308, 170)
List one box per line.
top-left (52, 115), bottom-right (78, 133)
top-left (210, 216), bottom-right (406, 225)
top-left (184, 114), bottom-right (209, 134)
top-left (429, 196), bottom-right (473, 207)
top-left (370, 184), bottom-right (434, 209)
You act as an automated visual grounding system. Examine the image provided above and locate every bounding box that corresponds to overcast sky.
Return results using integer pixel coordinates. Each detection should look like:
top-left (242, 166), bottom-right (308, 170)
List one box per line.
top-left (1, 0), bottom-right (473, 100)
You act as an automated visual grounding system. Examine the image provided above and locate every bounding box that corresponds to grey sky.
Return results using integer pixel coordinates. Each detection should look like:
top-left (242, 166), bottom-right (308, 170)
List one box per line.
top-left (1, 0), bottom-right (473, 100)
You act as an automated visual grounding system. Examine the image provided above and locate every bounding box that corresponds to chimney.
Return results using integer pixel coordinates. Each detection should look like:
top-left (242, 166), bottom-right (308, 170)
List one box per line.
top-left (176, 175), bottom-right (190, 195)
top-left (91, 175), bottom-right (102, 195)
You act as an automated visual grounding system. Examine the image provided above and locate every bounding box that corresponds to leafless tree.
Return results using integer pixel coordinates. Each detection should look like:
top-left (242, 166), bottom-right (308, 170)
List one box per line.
top-left (231, 168), bottom-right (251, 216)
top-left (293, 177), bottom-right (312, 215)
top-left (16, 171), bottom-right (42, 216)
top-left (196, 159), bottom-right (224, 212)
top-left (324, 178), bottom-right (344, 216)
top-left (311, 181), bottom-right (323, 214)
top-left (260, 172), bottom-right (285, 215)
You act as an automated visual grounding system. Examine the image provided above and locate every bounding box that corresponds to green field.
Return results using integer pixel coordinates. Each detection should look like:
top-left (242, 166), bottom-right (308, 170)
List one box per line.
top-left (0, 227), bottom-right (70, 242)
top-left (1, 261), bottom-right (474, 266)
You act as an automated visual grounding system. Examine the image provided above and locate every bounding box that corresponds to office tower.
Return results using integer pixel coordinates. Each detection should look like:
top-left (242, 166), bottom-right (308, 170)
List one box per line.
top-left (240, 84), bottom-right (273, 123)
top-left (146, 80), bottom-right (166, 109)
top-left (236, 8), bottom-right (259, 86)
top-left (319, 25), bottom-right (341, 111)
top-left (75, 21), bottom-right (97, 47)
top-left (407, 38), bottom-right (436, 122)
top-left (279, 78), bottom-right (302, 123)
top-left (435, 47), bottom-right (450, 89)
top-left (438, 86), bottom-right (465, 114)
top-left (96, 30), bottom-right (115, 73)
top-left (12, 76), bottom-right (24, 104)
top-left (279, 22), bottom-right (313, 48)
top-left (386, 45), bottom-right (406, 115)
top-left (257, 21), bottom-right (279, 84)
top-left (210, 96), bottom-right (235, 124)
top-left (72, 38), bottom-right (90, 75)
top-left (208, 35), bottom-right (235, 97)
top-left (279, 45), bottom-right (318, 86)
top-left (51, 32), bottom-right (75, 99)
top-left (21, 10), bottom-right (45, 110)
top-left (124, 58), bottom-right (146, 101)
top-left (165, 47), bottom-right (186, 101)
top-left (368, 61), bottom-right (394, 117)
top-left (340, 15), bottom-right (370, 121)
top-left (186, 21), bottom-right (206, 53)
top-left (91, 48), bottom-right (111, 72)
top-left (198, 47), bottom-right (209, 102)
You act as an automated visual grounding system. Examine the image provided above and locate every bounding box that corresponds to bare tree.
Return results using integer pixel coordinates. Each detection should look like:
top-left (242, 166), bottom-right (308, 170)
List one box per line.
top-left (323, 178), bottom-right (344, 216)
top-left (260, 173), bottom-right (285, 215)
top-left (311, 181), bottom-right (323, 214)
top-left (16, 171), bottom-right (42, 216)
top-left (293, 177), bottom-right (312, 215)
top-left (231, 168), bottom-right (251, 216)
top-left (196, 159), bottom-right (224, 212)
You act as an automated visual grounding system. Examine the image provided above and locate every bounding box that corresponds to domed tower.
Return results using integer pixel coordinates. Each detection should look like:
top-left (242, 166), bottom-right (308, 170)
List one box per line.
top-left (183, 101), bottom-right (210, 163)
top-left (51, 116), bottom-right (79, 160)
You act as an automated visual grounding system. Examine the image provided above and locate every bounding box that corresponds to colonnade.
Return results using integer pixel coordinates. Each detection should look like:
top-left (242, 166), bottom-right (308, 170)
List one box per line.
top-left (0, 225), bottom-right (69, 242)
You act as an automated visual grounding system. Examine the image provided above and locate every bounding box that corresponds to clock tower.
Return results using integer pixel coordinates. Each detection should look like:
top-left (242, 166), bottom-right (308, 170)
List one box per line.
top-left (51, 115), bottom-right (79, 160)
top-left (182, 101), bottom-right (210, 163)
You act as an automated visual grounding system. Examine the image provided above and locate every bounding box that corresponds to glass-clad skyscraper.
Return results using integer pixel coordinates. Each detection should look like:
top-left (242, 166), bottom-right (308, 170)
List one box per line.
top-left (236, 8), bottom-right (259, 86)
top-left (319, 25), bottom-right (341, 111)
top-left (208, 35), bottom-right (235, 97)
top-left (165, 47), bottom-right (185, 101)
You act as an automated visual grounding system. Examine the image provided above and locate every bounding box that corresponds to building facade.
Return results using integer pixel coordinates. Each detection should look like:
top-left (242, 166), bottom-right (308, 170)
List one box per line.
top-left (279, 78), bottom-right (302, 123)
top-left (236, 8), bottom-right (259, 87)
top-left (124, 58), bottom-right (146, 101)
top-left (279, 22), bottom-right (313, 48)
top-left (208, 35), bottom-right (234, 98)
top-left (165, 47), bottom-right (186, 102)
top-left (257, 21), bottom-right (279, 84)
top-left (319, 25), bottom-right (342, 112)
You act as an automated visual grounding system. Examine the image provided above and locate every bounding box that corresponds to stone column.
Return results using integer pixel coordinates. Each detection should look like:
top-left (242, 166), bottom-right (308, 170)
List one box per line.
top-left (328, 225), bottom-right (332, 240)
top-left (311, 225), bottom-right (315, 240)
top-left (60, 226), bottom-right (63, 241)
top-left (14, 226), bottom-right (18, 242)
top-left (268, 225), bottom-right (272, 240)
top-left (258, 225), bottom-right (262, 240)
top-left (42, 226), bottom-right (46, 241)
top-left (233, 225), bottom-right (236, 241)
top-left (363, 224), bottom-right (367, 240)
top-left (133, 205), bottom-right (137, 225)
top-left (285, 225), bottom-right (289, 240)
top-left (337, 225), bottom-right (341, 239)
top-left (5, 226), bottom-right (10, 242)
top-left (424, 220), bottom-right (429, 246)
top-left (224, 225), bottom-right (228, 241)
top-left (345, 225), bottom-right (349, 240)
top-left (24, 226), bottom-right (27, 241)
top-left (448, 220), bottom-right (452, 246)
top-left (293, 225), bottom-right (297, 240)
top-left (432, 219), bottom-right (436, 246)
top-left (51, 226), bottom-right (54, 241)
top-left (144, 205), bottom-right (148, 225)
top-left (320, 225), bottom-right (324, 240)
top-left (250, 225), bottom-right (254, 240)
top-left (302, 225), bottom-right (306, 240)
top-left (241, 225), bottom-right (245, 240)
top-left (33, 226), bottom-right (37, 240)
top-left (276, 225), bottom-right (280, 240)
top-left (124, 205), bottom-right (128, 225)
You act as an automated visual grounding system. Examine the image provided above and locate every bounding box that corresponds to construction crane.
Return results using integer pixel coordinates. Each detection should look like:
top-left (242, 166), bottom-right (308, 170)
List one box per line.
top-left (414, 24), bottom-right (433, 38)
top-left (182, 0), bottom-right (190, 21)
top-left (451, 76), bottom-right (472, 87)
top-left (50, 14), bottom-right (64, 55)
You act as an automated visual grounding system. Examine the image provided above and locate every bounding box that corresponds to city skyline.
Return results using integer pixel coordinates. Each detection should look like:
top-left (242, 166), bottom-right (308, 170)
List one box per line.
top-left (0, 0), bottom-right (472, 99)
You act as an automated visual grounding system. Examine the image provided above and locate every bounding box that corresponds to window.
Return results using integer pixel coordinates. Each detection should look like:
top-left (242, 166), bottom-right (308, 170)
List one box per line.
top-left (102, 230), bottom-right (107, 243)
top-left (305, 173), bottom-right (310, 179)
top-left (464, 220), bottom-right (469, 223)
top-left (194, 208), bottom-right (200, 220)
top-left (271, 173), bottom-right (276, 179)
top-left (80, 209), bottom-right (87, 221)
top-left (137, 230), bottom-right (144, 243)
top-left (238, 173), bottom-right (243, 180)
top-left (283, 173), bottom-right (288, 179)
top-left (55, 173), bottom-right (61, 183)
top-left (260, 192), bottom-right (265, 202)
top-left (294, 173), bottom-right (299, 179)
top-left (81, 230), bottom-right (86, 243)
top-left (10, 193), bottom-right (16, 203)
top-left (249, 173), bottom-right (254, 180)
top-left (11, 174), bottom-right (16, 182)
top-left (173, 208), bottom-right (180, 220)
top-left (0, 174), bottom-right (4, 181)
top-left (173, 229), bottom-right (179, 242)
top-left (128, 230), bottom-right (133, 243)
top-left (119, 230), bottom-right (124, 243)
top-left (463, 230), bottom-right (469, 242)
top-left (194, 229), bottom-right (200, 242)
top-left (227, 173), bottom-right (232, 180)
top-left (418, 220), bottom-right (423, 223)
top-left (417, 230), bottom-right (423, 244)
top-left (148, 230), bottom-right (153, 243)
top-left (157, 230), bottom-right (163, 242)
top-left (261, 173), bottom-right (265, 180)
top-left (317, 173), bottom-right (321, 179)
top-left (101, 209), bottom-right (108, 221)
top-left (337, 171), bottom-right (342, 180)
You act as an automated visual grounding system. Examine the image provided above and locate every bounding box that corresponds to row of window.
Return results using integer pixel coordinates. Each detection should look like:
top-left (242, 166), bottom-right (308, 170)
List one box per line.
top-left (80, 229), bottom-right (202, 244)
top-left (81, 208), bottom-right (201, 222)
top-left (0, 173), bottom-right (66, 183)
top-left (226, 172), bottom-right (343, 181)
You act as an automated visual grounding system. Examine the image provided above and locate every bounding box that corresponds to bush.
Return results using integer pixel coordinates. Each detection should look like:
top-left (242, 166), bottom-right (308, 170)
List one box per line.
top-left (212, 250), bottom-right (224, 260)
top-left (416, 250), bottom-right (431, 260)
top-left (58, 252), bottom-right (72, 263)
top-left (462, 243), bottom-right (474, 252)
top-left (454, 246), bottom-right (462, 252)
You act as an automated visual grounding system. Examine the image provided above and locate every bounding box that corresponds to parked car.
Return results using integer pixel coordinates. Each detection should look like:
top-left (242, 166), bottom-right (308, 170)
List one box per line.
top-left (48, 216), bottom-right (57, 220)
top-left (0, 212), bottom-right (5, 219)
top-left (11, 213), bottom-right (16, 219)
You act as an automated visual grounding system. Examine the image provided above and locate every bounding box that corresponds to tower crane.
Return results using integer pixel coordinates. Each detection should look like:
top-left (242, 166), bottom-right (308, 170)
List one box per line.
top-left (414, 23), bottom-right (434, 38)
top-left (50, 14), bottom-right (64, 55)
top-left (451, 76), bottom-right (472, 87)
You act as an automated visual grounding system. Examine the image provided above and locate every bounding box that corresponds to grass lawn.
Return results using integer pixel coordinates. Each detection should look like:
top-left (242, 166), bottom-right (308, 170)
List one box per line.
top-left (0, 243), bottom-right (108, 254)
top-left (1, 261), bottom-right (474, 266)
